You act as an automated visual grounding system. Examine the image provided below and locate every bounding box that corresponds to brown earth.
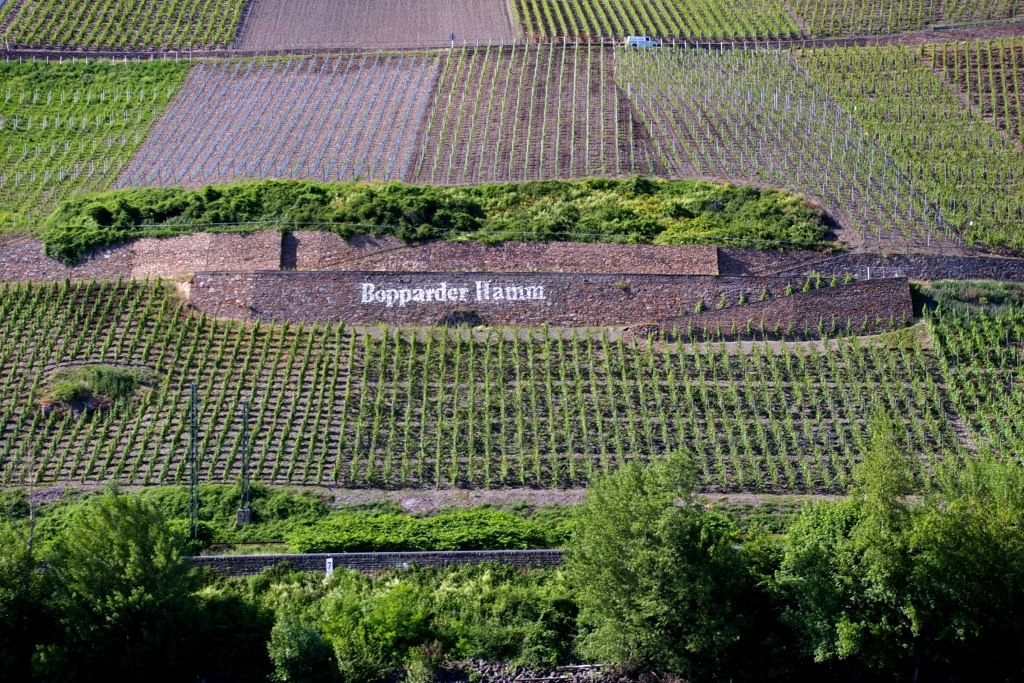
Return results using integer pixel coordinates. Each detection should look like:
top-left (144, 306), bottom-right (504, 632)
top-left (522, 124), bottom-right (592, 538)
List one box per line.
top-left (118, 55), bottom-right (439, 188)
top-left (236, 0), bottom-right (515, 50)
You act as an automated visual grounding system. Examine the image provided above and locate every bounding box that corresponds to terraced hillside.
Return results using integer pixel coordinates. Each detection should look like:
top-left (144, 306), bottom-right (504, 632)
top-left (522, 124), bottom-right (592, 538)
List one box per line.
top-left (412, 44), bottom-right (661, 184)
top-left (922, 38), bottom-right (1024, 145)
top-left (0, 60), bottom-right (189, 230)
top-left (4, 41), bottom-right (1024, 252)
top-left (786, 0), bottom-right (1022, 38)
top-left (614, 47), bottom-right (932, 247)
top-left (1, 279), bottom-right (1004, 494)
top-left (236, 0), bottom-right (516, 50)
top-left (802, 45), bottom-right (1024, 250)
top-left (119, 55), bottom-right (440, 188)
top-left (0, 0), bottom-right (247, 49)
top-left (512, 0), bottom-right (800, 40)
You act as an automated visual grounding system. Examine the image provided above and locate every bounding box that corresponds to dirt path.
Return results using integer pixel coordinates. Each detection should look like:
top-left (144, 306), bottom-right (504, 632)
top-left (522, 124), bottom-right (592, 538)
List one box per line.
top-left (22, 481), bottom-right (841, 513)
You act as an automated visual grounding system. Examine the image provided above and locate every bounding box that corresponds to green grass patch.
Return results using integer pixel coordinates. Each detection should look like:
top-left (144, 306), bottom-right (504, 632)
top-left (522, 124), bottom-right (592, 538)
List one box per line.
top-left (0, 59), bottom-right (190, 231)
top-left (913, 280), bottom-right (1024, 315)
top-left (42, 177), bottom-right (831, 263)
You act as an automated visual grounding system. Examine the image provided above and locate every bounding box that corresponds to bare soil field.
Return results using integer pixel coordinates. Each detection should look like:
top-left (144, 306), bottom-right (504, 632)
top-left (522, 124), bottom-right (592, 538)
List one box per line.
top-left (118, 55), bottom-right (440, 188)
top-left (236, 0), bottom-right (516, 50)
top-left (412, 44), bottom-right (663, 184)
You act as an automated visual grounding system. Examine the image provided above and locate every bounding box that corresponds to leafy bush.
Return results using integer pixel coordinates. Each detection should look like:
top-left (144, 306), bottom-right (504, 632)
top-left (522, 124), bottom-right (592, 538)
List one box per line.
top-left (913, 280), bottom-right (1024, 315)
top-left (430, 564), bottom-right (576, 666)
top-left (269, 618), bottom-right (339, 683)
top-left (287, 509), bottom-right (548, 553)
top-left (46, 364), bottom-right (153, 404)
top-left (140, 483), bottom-right (332, 545)
top-left (566, 451), bottom-right (765, 680)
top-left (34, 491), bottom-right (203, 682)
top-left (47, 380), bottom-right (90, 404)
top-left (43, 178), bottom-right (830, 263)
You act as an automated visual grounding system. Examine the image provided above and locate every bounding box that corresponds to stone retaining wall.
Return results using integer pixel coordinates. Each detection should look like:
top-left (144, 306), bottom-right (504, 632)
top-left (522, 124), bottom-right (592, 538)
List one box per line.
top-left (293, 233), bottom-right (719, 275)
top-left (6, 231), bottom-right (1024, 285)
top-left (658, 278), bottom-right (914, 338)
top-left (130, 231), bottom-right (282, 277)
top-left (188, 271), bottom-right (818, 326)
top-left (793, 253), bottom-right (1024, 282)
top-left (719, 248), bottom-right (1024, 281)
top-left (192, 550), bottom-right (564, 577)
top-left (0, 231), bottom-right (282, 281)
top-left (0, 237), bottom-right (135, 281)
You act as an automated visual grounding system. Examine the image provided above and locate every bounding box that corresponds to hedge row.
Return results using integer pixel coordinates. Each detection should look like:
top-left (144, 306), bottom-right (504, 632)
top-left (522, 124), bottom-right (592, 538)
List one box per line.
top-left (42, 177), bottom-right (830, 263)
top-left (286, 508), bottom-right (565, 553)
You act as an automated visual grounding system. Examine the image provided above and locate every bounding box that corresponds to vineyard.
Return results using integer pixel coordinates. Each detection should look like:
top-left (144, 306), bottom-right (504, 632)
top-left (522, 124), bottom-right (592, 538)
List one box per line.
top-left (614, 47), bottom-right (933, 247)
top-left (931, 304), bottom-right (1024, 462)
top-left (511, 0), bottom-right (800, 40)
top-left (801, 45), bottom-right (1024, 250)
top-left (0, 0), bottom-right (1021, 49)
top-left (0, 59), bottom-right (188, 230)
top-left (785, 0), bottom-right (1023, 37)
top-left (0, 279), bottom-right (993, 494)
top-left (119, 55), bottom-right (439, 188)
top-left (0, 0), bottom-right (247, 49)
top-left (2, 41), bottom-right (1024, 251)
top-left (413, 44), bottom-right (660, 184)
top-left (923, 38), bottom-right (1024, 146)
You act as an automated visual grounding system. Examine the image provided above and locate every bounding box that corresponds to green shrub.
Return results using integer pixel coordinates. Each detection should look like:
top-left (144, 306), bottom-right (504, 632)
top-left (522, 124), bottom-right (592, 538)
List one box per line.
top-left (47, 364), bottom-right (153, 403)
top-left (269, 618), bottom-right (339, 683)
top-left (43, 178), bottom-right (830, 263)
top-left (430, 565), bottom-right (576, 667)
top-left (287, 509), bottom-right (548, 553)
top-left (47, 380), bottom-right (90, 404)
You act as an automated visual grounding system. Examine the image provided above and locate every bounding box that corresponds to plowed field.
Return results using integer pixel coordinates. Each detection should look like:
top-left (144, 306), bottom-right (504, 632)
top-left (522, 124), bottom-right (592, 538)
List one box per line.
top-left (237, 0), bottom-right (516, 50)
top-left (118, 55), bottom-right (440, 188)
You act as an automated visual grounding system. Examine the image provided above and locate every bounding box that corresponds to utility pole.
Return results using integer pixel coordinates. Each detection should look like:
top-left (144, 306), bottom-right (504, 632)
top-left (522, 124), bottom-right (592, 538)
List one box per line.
top-left (237, 400), bottom-right (253, 527)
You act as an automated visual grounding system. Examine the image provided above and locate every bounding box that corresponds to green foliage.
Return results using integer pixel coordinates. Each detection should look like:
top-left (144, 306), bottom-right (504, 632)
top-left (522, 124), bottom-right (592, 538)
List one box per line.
top-left (403, 642), bottom-right (443, 683)
top-left (269, 618), bottom-right (340, 683)
top-left (287, 508), bottom-right (549, 553)
top-left (776, 412), bottom-right (916, 669)
top-left (3, 0), bottom-right (247, 49)
top-left (196, 583), bottom-right (275, 682)
top-left (260, 563), bottom-right (577, 682)
top-left (566, 452), bottom-right (754, 678)
top-left (776, 413), bottom-right (1024, 679)
top-left (46, 380), bottom-right (89, 404)
top-left (33, 490), bottom-right (202, 682)
top-left (915, 280), bottom-right (1024, 314)
top-left (430, 565), bottom-right (576, 666)
top-left (139, 483), bottom-right (332, 545)
top-left (0, 60), bottom-right (188, 229)
top-left (42, 177), bottom-right (830, 263)
top-left (904, 459), bottom-right (1024, 678)
top-left (47, 364), bottom-right (153, 403)
top-left (318, 571), bottom-right (434, 682)
top-left (0, 518), bottom-right (40, 680)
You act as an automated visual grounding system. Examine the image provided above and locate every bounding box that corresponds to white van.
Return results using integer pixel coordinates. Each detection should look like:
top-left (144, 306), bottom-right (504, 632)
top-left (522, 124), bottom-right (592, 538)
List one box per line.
top-left (625, 35), bottom-right (661, 47)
